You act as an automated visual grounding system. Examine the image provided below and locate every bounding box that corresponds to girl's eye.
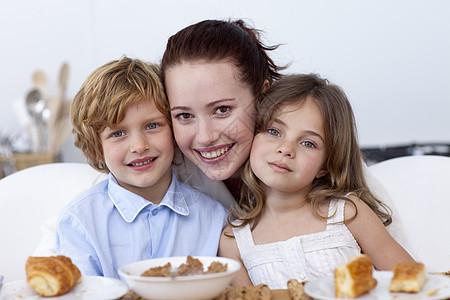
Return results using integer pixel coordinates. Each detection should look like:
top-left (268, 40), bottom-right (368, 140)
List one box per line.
top-left (214, 106), bottom-right (231, 116)
top-left (175, 113), bottom-right (192, 120)
top-left (146, 123), bottom-right (158, 130)
top-left (267, 128), bottom-right (280, 136)
top-left (302, 141), bottom-right (316, 148)
top-left (112, 131), bottom-right (124, 138)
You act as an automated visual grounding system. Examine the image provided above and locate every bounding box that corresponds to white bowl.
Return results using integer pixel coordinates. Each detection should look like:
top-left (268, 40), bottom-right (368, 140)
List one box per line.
top-left (118, 256), bottom-right (240, 300)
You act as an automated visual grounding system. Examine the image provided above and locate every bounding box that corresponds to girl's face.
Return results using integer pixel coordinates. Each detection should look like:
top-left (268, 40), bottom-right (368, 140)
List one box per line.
top-left (250, 97), bottom-right (328, 195)
top-left (165, 61), bottom-right (256, 181)
top-left (100, 100), bottom-right (174, 200)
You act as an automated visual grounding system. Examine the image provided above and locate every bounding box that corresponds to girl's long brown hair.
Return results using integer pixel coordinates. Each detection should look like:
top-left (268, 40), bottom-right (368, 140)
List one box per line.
top-left (230, 74), bottom-right (392, 229)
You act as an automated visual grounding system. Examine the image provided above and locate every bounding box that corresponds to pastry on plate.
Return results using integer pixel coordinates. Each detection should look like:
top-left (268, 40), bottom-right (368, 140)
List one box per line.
top-left (334, 254), bottom-right (377, 298)
top-left (389, 262), bottom-right (427, 293)
top-left (26, 255), bottom-right (82, 297)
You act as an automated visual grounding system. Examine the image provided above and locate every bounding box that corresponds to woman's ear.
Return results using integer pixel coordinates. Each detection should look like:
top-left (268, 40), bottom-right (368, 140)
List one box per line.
top-left (263, 79), bottom-right (270, 92)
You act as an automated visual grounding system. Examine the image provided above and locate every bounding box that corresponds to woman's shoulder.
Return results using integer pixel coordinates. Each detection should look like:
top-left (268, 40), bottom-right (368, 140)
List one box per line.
top-left (174, 178), bottom-right (228, 219)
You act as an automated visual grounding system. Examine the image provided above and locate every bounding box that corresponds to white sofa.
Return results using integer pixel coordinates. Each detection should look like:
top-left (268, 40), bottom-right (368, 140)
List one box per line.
top-left (0, 162), bottom-right (106, 282)
top-left (369, 155), bottom-right (450, 272)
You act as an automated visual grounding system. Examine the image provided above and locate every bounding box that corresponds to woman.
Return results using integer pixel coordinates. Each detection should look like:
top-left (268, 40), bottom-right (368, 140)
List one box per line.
top-left (161, 19), bottom-right (284, 207)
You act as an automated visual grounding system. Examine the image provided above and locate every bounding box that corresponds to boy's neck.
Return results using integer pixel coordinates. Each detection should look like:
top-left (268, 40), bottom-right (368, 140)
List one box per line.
top-left (114, 172), bottom-right (172, 204)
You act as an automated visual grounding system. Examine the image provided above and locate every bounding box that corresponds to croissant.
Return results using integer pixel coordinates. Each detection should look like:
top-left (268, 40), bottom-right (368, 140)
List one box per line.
top-left (26, 255), bottom-right (82, 297)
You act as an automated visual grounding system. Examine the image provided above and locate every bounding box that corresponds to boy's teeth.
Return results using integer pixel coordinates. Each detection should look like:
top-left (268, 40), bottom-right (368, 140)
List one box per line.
top-left (131, 158), bottom-right (154, 166)
top-left (200, 146), bottom-right (229, 159)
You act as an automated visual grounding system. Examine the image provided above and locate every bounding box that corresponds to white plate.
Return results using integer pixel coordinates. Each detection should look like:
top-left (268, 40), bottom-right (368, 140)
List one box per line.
top-left (304, 271), bottom-right (450, 300)
top-left (0, 276), bottom-right (128, 300)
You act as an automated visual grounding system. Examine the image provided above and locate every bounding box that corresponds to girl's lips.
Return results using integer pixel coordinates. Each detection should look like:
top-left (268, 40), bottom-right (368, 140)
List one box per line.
top-left (269, 161), bottom-right (292, 172)
top-left (194, 143), bottom-right (235, 163)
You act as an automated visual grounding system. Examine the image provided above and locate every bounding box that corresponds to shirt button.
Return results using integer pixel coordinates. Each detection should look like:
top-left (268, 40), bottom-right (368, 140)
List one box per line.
top-left (152, 209), bottom-right (159, 216)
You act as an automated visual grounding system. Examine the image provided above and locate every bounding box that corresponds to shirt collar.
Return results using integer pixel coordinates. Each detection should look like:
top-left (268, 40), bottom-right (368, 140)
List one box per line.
top-left (107, 171), bottom-right (189, 223)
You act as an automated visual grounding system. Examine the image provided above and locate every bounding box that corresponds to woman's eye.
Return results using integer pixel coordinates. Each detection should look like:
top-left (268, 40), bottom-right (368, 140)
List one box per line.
top-left (215, 106), bottom-right (231, 115)
top-left (175, 113), bottom-right (192, 120)
top-left (267, 128), bottom-right (280, 136)
top-left (112, 131), bottom-right (124, 138)
top-left (302, 141), bottom-right (316, 148)
top-left (146, 123), bottom-right (158, 130)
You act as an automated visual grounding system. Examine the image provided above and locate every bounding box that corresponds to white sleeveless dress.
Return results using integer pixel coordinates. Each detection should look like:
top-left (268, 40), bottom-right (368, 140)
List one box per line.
top-left (232, 199), bottom-right (361, 289)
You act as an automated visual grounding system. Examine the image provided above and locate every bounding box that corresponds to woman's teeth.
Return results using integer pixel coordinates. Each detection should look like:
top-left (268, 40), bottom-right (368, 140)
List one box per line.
top-left (199, 146), bottom-right (230, 159)
top-left (130, 158), bottom-right (155, 166)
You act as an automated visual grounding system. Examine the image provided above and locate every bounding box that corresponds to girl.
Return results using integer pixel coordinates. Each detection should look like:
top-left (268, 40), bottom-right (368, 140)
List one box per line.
top-left (218, 74), bottom-right (414, 289)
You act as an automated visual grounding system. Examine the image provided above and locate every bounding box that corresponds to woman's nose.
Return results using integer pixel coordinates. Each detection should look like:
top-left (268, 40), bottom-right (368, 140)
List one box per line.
top-left (196, 119), bottom-right (219, 145)
top-left (130, 133), bottom-right (149, 153)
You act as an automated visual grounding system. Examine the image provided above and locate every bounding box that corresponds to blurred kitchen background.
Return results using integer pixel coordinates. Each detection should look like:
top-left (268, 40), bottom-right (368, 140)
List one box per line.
top-left (1, 0), bottom-right (449, 177)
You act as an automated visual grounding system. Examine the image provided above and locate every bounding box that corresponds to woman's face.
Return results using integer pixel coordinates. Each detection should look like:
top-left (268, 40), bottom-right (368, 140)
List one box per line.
top-left (165, 61), bottom-right (256, 181)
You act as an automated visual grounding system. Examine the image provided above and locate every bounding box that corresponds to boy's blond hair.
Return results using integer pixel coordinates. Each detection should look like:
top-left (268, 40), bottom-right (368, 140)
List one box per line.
top-left (71, 56), bottom-right (169, 172)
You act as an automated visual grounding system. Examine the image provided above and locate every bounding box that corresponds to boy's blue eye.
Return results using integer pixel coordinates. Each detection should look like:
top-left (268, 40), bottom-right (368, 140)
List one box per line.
top-left (112, 131), bottom-right (124, 138)
top-left (147, 123), bottom-right (158, 130)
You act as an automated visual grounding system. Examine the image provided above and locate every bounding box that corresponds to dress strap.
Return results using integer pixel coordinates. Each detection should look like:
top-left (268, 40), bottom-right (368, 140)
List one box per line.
top-left (326, 199), bottom-right (345, 226)
top-left (232, 223), bottom-right (255, 253)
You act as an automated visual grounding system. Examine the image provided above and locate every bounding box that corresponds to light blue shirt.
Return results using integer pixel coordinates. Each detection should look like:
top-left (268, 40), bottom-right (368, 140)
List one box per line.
top-left (55, 171), bottom-right (227, 279)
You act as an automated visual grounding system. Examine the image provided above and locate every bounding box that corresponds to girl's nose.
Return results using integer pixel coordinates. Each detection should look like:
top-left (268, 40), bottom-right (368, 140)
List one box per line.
top-left (277, 142), bottom-right (295, 158)
top-left (130, 133), bottom-right (149, 153)
top-left (196, 119), bottom-right (219, 145)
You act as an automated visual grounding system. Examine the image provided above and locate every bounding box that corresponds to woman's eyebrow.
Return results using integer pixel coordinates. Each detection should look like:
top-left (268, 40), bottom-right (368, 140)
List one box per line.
top-left (205, 98), bottom-right (235, 108)
top-left (170, 105), bottom-right (190, 111)
top-left (170, 98), bottom-right (235, 111)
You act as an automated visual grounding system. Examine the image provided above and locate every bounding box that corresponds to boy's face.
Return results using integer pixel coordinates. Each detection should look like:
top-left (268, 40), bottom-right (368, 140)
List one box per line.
top-left (100, 100), bottom-right (174, 201)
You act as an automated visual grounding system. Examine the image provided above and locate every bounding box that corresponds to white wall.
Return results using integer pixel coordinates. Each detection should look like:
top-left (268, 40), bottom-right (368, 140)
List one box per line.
top-left (1, 0), bottom-right (449, 163)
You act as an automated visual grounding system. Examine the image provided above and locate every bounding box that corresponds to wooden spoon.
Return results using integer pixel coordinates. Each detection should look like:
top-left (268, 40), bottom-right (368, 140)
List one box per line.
top-left (32, 70), bottom-right (48, 97)
top-left (48, 62), bottom-right (70, 153)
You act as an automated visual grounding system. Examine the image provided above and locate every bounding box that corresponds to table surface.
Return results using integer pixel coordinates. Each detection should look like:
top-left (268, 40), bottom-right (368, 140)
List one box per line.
top-left (120, 272), bottom-right (450, 300)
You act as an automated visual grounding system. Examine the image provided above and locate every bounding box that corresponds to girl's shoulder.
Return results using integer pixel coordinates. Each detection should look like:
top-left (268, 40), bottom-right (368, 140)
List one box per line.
top-left (343, 193), bottom-right (384, 227)
top-left (218, 224), bottom-right (240, 257)
top-left (341, 193), bottom-right (373, 223)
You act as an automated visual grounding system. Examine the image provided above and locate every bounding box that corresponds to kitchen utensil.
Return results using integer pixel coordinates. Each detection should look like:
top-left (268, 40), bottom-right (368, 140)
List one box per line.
top-left (47, 63), bottom-right (70, 153)
top-left (31, 70), bottom-right (48, 97)
top-left (25, 88), bottom-right (47, 153)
